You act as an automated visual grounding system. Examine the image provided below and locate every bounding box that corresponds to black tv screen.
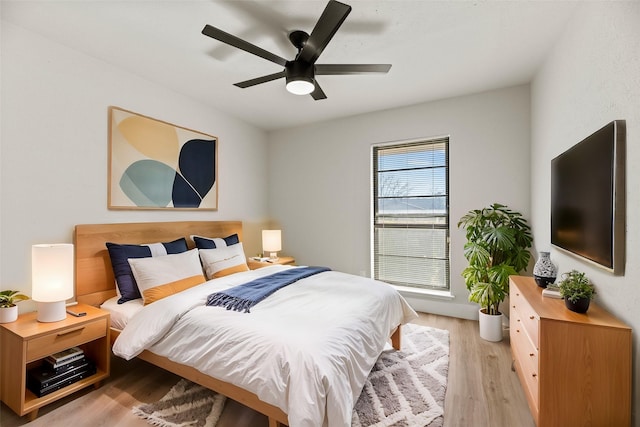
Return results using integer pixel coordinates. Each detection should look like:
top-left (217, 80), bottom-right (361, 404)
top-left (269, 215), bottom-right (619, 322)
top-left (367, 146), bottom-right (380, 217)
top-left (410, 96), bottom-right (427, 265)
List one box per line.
top-left (551, 120), bottom-right (626, 274)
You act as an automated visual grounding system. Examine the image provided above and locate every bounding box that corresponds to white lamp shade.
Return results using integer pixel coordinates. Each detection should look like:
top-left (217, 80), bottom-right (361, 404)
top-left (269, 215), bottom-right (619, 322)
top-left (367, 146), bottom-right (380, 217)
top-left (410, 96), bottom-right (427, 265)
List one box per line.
top-left (262, 230), bottom-right (282, 253)
top-left (32, 244), bottom-right (74, 303)
top-left (286, 79), bottom-right (314, 95)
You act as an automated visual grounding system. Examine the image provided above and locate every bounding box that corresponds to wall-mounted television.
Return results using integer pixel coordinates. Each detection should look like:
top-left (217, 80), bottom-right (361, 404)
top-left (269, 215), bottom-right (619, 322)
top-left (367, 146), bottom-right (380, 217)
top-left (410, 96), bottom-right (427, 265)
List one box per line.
top-left (551, 120), bottom-right (626, 275)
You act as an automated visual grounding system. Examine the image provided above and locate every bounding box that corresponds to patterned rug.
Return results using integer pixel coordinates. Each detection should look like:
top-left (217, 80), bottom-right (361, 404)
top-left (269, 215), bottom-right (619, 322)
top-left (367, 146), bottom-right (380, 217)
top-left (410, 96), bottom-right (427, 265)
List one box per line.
top-left (352, 323), bottom-right (449, 427)
top-left (133, 379), bottom-right (226, 427)
top-left (133, 323), bottom-right (449, 427)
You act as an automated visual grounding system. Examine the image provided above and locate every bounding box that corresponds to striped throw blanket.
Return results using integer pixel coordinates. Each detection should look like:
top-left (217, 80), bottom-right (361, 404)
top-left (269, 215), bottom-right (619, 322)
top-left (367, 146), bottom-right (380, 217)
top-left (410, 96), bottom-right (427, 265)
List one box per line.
top-left (206, 266), bottom-right (331, 313)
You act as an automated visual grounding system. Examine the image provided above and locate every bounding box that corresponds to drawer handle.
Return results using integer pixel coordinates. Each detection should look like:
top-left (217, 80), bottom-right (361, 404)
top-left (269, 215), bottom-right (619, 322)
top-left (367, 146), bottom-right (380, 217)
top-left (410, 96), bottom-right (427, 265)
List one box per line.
top-left (57, 326), bottom-right (85, 337)
top-left (516, 329), bottom-right (520, 333)
top-left (532, 373), bottom-right (537, 378)
top-left (529, 353), bottom-right (535, 357)
top-left (529, 316), bottom-right (535, 320)
top-left (512, 305), bottom-right (516, 309)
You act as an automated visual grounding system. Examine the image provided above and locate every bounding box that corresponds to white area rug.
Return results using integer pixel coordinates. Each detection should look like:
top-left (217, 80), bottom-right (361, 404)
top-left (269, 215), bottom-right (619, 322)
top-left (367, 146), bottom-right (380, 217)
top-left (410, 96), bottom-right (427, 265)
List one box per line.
top-left (133, 323), bottom-right (449, 427)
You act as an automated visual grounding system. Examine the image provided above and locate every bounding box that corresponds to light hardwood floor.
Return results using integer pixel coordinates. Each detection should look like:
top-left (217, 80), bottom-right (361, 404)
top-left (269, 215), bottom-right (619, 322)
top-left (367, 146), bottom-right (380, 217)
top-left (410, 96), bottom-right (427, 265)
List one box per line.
top-left (1, 312), bottom-right (535, 427)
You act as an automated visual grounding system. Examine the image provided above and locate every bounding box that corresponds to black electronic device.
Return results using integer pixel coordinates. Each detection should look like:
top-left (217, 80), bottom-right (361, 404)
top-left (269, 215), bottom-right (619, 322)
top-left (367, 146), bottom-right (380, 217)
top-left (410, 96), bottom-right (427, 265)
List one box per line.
top-left (28, 360), bottom-right (96, 397)
top-left (551, 120), bottom-right (626, 274)
top-left (66, 308), bottom-right (87, 317)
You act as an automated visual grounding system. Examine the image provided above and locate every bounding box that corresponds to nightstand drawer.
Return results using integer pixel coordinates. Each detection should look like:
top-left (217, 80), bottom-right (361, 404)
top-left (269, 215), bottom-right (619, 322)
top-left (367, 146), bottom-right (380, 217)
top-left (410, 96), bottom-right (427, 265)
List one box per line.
top-left (26, 318), bottom-right (108, 362)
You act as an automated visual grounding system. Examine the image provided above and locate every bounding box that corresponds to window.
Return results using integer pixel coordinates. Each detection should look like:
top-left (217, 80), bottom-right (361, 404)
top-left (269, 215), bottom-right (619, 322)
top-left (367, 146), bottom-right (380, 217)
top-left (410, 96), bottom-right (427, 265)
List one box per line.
top-left (372, 138), bottom-right (449, 290)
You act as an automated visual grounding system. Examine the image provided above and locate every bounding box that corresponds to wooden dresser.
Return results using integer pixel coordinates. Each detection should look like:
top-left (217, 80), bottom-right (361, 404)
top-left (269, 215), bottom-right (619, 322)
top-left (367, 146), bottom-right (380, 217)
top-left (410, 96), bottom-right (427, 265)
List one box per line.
top-left (509, 275), bottom-right (631, 427)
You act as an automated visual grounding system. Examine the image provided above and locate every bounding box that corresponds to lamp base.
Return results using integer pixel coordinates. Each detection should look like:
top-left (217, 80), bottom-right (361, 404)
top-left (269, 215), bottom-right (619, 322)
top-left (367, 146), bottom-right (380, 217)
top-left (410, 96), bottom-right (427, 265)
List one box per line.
top-left (36, 301), bottom-right (67, 322)
top-left (269, 252), bottom-right (279, 261)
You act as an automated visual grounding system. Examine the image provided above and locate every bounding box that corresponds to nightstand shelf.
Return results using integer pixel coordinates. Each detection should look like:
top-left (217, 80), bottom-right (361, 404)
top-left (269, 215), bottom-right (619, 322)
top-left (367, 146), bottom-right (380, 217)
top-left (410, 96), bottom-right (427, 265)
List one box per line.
top-left (0, 304), bottom-right (110, 420)
top-left (247, 256), bottom-right (295, 270)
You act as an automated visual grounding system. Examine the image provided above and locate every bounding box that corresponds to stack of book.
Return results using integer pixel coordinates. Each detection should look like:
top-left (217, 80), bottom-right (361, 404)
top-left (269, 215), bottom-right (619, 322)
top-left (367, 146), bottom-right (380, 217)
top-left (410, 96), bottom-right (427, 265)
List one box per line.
top-left (542, 286), bottom-right (562, 299)
top-left (27, 346), bottom-right (96, 397)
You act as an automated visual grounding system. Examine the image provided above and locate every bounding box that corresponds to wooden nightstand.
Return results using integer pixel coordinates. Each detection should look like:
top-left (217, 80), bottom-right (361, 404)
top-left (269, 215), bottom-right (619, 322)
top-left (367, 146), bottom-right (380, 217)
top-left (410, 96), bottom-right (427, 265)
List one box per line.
top-left (0, 304), bottom-right (110, 420)
top-left (247, 256), bottom-right (295, 270)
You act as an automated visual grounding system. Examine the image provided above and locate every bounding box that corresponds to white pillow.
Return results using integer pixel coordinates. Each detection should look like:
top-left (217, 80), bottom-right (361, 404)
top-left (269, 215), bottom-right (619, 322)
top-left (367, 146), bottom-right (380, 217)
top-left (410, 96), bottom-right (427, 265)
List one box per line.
top-left (199, 242), bottom-right (249, 280)
top-left (128, 248), bottom-right (205, 305)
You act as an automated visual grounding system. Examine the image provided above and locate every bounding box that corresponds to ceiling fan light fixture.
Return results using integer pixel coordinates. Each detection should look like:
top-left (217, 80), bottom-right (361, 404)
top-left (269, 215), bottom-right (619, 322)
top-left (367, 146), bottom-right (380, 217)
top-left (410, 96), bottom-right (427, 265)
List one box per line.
top-left (286, 77), bottom-right (315, 95)
top-left (202, 1), bottom-right (391, 100)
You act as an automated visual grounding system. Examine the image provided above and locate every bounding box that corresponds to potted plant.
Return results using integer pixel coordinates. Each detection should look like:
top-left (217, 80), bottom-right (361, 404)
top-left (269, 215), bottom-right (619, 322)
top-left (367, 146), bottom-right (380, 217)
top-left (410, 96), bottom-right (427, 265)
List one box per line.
top-left (557, 270), bottom-right (595, 313)
top-left (458, 203), bottom-right (533, 341)
top-left (0, 290), bottom-right (29, 323)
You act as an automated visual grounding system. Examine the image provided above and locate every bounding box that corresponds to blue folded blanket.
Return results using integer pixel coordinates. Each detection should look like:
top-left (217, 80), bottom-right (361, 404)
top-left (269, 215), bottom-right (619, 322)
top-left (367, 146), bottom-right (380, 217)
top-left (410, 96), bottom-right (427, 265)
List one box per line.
top-left (206, 266), bottom-right (331, 313)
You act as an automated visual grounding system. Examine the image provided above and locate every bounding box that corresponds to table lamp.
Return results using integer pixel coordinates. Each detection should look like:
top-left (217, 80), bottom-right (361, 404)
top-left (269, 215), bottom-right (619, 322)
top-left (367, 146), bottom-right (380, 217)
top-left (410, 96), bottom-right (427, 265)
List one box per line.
top-left (262, 230), bottom-right (282, 260)
top-left (32, 243), bottom-right (74, 322)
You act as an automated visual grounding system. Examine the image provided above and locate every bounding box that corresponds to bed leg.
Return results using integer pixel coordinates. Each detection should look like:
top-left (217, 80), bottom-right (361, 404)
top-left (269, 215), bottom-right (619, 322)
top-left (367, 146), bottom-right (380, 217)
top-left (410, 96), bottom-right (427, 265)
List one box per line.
top-left (391, 325), bottom-right (401, 350)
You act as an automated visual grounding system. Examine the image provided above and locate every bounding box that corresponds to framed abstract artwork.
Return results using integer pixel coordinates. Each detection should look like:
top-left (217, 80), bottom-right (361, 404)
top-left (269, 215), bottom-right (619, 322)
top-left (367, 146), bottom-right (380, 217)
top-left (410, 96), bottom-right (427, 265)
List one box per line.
top-left (108, 107), bottom-right (218, 210)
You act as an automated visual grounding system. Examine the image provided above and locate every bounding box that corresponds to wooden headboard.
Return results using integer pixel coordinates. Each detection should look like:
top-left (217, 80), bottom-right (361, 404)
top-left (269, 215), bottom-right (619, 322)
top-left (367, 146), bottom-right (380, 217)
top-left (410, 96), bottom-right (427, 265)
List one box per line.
top-left (74, 221), bottom-right (243, 306)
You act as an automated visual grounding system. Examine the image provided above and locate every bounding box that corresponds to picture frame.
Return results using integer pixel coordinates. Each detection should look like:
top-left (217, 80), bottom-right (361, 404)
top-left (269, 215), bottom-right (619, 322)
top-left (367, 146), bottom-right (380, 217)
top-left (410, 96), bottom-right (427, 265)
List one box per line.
top-left (108, 107), bottom-right (218, 210)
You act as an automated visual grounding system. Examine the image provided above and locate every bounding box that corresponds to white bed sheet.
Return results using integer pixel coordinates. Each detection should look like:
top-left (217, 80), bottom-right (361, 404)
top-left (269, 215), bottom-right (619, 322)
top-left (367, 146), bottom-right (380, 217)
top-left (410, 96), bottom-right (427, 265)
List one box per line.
top-left (113, 265), bottom-right (417, 427)
top-left (100, 296), bottom-right (143, 330)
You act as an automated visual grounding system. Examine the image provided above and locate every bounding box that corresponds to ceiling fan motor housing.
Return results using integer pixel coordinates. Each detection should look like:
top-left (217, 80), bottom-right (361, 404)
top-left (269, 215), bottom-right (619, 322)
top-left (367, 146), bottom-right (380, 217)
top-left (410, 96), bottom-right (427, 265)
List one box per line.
top-left (285, 60), bottom-right (314, 83)
top-left (285, 60), bottom-right (315, 94)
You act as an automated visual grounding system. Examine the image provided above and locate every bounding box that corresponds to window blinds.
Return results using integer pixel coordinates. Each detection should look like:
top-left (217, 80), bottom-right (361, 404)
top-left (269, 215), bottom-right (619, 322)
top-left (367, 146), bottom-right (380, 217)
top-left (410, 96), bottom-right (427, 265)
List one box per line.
top-left (373, 139), bottom-right (450, 290)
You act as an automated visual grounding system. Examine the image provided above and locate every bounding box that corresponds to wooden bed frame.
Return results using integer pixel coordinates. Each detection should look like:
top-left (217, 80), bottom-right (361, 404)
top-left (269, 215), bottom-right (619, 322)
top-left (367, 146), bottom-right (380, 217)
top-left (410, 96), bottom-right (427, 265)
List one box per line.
top-left (74, 220), bottom-right (401, 427)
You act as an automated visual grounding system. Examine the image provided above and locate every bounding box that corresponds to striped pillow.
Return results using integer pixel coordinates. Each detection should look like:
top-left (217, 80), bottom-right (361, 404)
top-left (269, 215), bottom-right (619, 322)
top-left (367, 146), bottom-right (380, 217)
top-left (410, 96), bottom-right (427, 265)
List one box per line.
top-left (128, 249), bottom-right (206, 305)
top-left (199, 242), bottom-right (249, 279)
top-left (106, 238), bottom-right (188, 304)
top-left (191, 233), bottom-right (240, 250)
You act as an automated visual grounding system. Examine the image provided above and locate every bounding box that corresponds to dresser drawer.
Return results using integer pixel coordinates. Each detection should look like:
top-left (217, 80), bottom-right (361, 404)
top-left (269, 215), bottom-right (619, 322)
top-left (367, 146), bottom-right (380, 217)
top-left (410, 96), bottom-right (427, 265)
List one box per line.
top-left (511, 317), bottom-right (539, 383)
top-left (511, 287), bottom-right (539, 348)
top-left (26, 318), bottom-right (108, 362)
top-left (513, 352), bottom-right (540, 421)
top-left (512, 321), bottom-right (540, 414)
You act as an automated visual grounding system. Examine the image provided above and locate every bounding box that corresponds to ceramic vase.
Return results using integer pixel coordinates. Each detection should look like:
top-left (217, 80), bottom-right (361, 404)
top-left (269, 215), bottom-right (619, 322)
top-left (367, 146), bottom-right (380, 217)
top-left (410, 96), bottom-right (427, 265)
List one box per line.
top-left (533, 251), bottom-right (557, 288)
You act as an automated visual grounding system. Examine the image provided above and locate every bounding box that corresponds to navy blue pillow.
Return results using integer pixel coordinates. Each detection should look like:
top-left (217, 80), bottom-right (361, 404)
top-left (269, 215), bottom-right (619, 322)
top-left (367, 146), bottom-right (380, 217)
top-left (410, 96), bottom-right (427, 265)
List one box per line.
top-left (106, 238), bottom-right (188, 304)
top-left (192, 234), bottom-right (240, 250)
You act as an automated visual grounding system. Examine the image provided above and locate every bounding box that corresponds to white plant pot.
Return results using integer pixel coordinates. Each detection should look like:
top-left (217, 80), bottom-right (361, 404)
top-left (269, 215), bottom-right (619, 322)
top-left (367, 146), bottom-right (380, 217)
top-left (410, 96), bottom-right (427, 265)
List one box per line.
top-left (478, 308), bottom-right (503, 342)
top-left (0, 305), bottom-right (18, 323)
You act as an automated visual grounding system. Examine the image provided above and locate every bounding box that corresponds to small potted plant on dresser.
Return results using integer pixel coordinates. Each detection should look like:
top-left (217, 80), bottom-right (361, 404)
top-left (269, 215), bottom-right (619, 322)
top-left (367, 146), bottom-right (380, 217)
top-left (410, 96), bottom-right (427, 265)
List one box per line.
top-left (0, 290), bottom-right (29, 323)
top-left (557, 270), bottom-right (596, 313)
top-left (458, 203), bottom-right (533, 341)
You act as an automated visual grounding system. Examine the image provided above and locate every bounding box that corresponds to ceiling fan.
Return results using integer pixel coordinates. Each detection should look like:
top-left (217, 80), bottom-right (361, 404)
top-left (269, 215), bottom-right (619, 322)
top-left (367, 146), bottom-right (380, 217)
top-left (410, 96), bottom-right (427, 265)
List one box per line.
top-left (201, 0), bottom-right (391, 100)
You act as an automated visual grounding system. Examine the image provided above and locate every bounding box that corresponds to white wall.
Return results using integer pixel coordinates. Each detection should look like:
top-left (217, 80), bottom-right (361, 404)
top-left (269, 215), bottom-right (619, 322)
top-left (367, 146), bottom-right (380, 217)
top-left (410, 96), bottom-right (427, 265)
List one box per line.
top-left (531, 2), bottom-right (640, 424)
top-left (267, 85), bottom-right (531, 319)
top-left (0, 23), bottom-right (270, 312)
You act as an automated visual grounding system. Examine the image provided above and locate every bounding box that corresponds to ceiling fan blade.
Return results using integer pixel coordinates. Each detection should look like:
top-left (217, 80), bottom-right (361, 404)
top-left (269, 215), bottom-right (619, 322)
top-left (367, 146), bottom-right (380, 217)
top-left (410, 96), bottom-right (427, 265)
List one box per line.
top-left (234, 71), bottom-right (286, 88)
top-left (310, 82), bottom-right (327, 100)
top-left (298, 0), bottom-right (351, 64)
top-left (315, 64), bottom-right (392, 75)
top-left (202, 24), bottom-right (288, 67)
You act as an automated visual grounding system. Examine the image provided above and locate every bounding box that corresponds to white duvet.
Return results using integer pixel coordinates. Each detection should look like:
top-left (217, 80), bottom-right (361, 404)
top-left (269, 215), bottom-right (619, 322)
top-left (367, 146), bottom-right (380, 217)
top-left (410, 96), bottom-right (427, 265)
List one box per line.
top-left (113, 265), bottom-right (417, 427)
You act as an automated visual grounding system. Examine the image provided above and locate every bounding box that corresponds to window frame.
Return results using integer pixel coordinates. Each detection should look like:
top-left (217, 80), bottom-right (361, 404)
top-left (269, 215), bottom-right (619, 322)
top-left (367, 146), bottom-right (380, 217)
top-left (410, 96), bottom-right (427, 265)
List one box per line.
top-left (371, 137), bottom-right (450, 291)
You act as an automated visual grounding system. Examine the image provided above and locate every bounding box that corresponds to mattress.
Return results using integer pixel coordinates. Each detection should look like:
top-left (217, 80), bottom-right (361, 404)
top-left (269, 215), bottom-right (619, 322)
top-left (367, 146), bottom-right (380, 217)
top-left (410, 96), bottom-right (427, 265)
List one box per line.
top-left (100, 296), bottom-right (143, 330)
